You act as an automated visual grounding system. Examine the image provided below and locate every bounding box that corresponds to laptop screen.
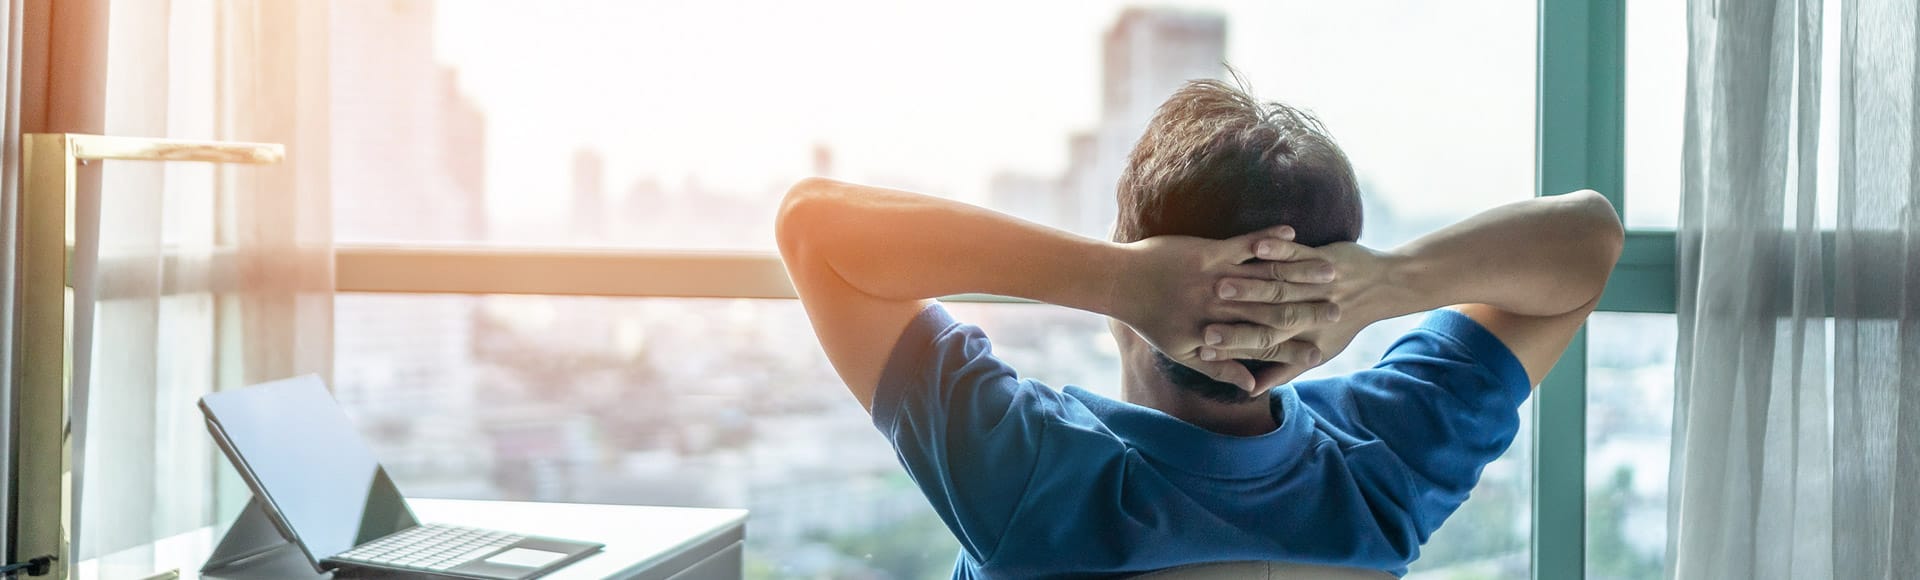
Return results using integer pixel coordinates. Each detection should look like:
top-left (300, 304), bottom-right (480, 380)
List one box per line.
top-left (200, 375), bottom-right (418, 562)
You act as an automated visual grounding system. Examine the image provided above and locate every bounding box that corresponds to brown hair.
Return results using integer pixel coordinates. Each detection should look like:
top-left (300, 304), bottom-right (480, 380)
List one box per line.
top-left (1113, 77), bottom-right (1361, 246)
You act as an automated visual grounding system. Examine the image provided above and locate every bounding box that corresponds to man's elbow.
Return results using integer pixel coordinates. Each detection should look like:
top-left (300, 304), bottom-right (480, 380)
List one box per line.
top-left (1566, 189), bottom-right (1625, 299)
top-left (1571, 189), bottom-right (1625, 261)
top-left (775, 177), bottom-right (842, 260)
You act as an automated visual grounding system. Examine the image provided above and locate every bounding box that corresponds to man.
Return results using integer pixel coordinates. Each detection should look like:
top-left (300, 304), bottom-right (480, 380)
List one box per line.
top-left (774, 79), bottom-right (1623, 578)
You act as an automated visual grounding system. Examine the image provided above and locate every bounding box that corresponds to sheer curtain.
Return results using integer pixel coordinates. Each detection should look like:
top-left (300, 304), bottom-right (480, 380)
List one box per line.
top-left (73, 1), bottom-right (331, 577)
top-left (1672, 0), bottom-right (1918, 578)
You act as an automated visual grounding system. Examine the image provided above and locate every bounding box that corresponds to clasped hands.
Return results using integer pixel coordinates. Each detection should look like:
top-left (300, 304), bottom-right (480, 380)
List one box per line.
top-left (1115, 225), bottom-right (1392, 396)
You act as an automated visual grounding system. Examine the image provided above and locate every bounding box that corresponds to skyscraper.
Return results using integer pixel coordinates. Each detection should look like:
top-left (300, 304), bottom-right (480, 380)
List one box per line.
top-left (329, 0), bottom-right (489, 482)
top-left (1076, 8), bottom-right (1227, 237)
top-left (812, 142), bottom-right (834, 178)
top-left (331, 0), bottom-right (486, 244)
top-left (571, 149), bottom-right (605, 242)
top-left (1100, 8), bottom-right (1229, 132)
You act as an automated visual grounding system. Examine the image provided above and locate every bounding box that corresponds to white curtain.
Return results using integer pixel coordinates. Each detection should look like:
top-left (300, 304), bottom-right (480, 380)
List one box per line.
top-left (1672, 0), bottom-right (1919, 578)
top-left (73, 1), bottom-right (331, 577)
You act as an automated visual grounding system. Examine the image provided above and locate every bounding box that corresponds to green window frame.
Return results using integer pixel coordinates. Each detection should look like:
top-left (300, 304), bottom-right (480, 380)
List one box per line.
top-left (1536, 1), bottom-right (1674, 579)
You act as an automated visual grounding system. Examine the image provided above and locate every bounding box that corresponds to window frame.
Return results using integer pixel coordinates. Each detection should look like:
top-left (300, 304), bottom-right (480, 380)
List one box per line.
top-left (1536, 1), bottom-right (1631, 579)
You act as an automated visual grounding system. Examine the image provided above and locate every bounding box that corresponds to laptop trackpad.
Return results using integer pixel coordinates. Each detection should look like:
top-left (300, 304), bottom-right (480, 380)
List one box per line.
top-left (485, 548), bottom-right (568, 568)
top-left (446, 537), bottom-right (602, 579)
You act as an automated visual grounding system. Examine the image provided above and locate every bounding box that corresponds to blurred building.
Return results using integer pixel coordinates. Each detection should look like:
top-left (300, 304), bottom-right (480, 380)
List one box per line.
top-left (812, 142), bottom-right (834, 177)
top-left (610, 177), bottom-right (776, 249)
top-left (571, 149), bottom-right (606, 243)
top-left (331, 0), bottom-right (485, 243)
top-left (1099, 8), bottom-right (1229, 140)
top-left (440, 67), bottom-right (489, 241)
top-left (1060, 131), bottom-right (1103, 235)
top-left (328, 0), bottom-right (489, 481)
top-left (991, 8), bottom-right (1226, 237)
top-left (1086, 8), bottom-right (1227, 236)
top-left (503, 146), bottom-right (619, 381)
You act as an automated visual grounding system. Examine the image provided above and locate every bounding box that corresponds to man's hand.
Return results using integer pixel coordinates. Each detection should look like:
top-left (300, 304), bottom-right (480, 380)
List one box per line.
top-left (1112, 225), bottom-right (1341, 392)
top-left (1198, 238), bottom-right (1413, 391)
top-left (1197, 189), bottom-right (1624, 391)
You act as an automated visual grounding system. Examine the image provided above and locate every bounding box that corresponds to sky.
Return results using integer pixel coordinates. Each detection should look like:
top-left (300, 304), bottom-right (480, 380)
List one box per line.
top-left (429, 0), bottom-right (1568, 233)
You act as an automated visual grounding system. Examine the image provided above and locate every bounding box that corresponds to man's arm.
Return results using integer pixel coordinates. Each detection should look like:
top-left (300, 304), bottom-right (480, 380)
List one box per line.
top-left (774, 178), bottom-right (1331, 408)
top-left (1388, 190), bottom-right (1623, 383)
top-left (1203, 190), bottom-right (1624, 385)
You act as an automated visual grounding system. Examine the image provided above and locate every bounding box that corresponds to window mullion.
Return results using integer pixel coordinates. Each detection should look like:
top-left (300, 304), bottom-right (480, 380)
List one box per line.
top-left (1536, 0), bottom-right (1624, 579)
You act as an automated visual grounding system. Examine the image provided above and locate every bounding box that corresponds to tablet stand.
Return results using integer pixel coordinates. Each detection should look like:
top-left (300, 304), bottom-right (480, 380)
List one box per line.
top-left (201, 496), bottom-right (297, 573)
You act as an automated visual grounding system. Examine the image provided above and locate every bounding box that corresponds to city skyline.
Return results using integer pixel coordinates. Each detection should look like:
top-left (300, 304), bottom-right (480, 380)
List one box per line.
top-left (498, 4), bottom-right (1477, 252)
top-left (427, 0), bottom-right (1537, 240)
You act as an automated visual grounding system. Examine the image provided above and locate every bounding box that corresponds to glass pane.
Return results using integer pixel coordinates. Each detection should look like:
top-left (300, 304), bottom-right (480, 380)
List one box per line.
top-left (1405, 401), bottom-right (1534, 579)
top-left (338, 295), bottom-right (1532, 577)
top-left (336, 294), bottom-right (958, 578)
top-left (1628, 0), bottom-right (1844, 230)
top-left (332, 1), bottom-right (1536, 249)
top-left (1623, 0), bottom-right (1685, 229)
top-left (1585, 313), bottom-right (1677, 579)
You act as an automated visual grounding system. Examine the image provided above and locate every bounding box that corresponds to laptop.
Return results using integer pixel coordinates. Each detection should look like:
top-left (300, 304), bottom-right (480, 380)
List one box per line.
top-left (199, 375), bottom-right (604, 579)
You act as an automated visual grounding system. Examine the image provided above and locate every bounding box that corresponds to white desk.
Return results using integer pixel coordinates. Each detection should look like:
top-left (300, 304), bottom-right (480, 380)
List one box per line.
top-left (79, 499), bottom-right (746, 580)
top-left (407, 499), bottom-right (746, 580)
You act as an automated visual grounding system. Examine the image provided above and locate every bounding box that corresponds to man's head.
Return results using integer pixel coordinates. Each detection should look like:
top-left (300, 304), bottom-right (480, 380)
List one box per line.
top-left (1111, 77), bottom-right (1363, 405)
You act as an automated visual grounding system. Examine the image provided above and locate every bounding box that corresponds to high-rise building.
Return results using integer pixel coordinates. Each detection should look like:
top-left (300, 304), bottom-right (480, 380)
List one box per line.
top-left (1059, 130), bottom-right (1102, 235)
top-left (812, 143), bottom-right (834, 178)
top-left (571, 149), bottom-right (605, 242)
top-left (440, 67), bottom-right (489, 241)
top-left (1070, 8), bottom-right (1226, 237)
top-left (329, 0), bottom-right (489, 483)
top-left (1100, 8), bottom-right (1229, 132)
top-left (331, 1), bottom-right (485, 244)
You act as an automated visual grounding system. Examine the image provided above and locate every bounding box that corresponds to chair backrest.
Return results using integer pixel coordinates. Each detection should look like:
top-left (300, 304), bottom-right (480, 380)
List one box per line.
top-left (1128, 561), bottom-right (1395, 580)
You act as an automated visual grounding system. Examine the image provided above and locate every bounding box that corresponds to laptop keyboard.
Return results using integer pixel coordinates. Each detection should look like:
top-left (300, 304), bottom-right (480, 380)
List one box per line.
top-left (334, 524), bottom-right (526, 572)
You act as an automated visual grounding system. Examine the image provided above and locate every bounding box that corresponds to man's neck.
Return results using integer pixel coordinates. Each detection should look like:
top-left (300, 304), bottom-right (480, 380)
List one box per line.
top-left (1121, 371), bottom-right (1278, 437)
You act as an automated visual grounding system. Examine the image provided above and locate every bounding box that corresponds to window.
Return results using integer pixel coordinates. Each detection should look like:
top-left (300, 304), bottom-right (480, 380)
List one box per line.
top-left (337, 294), bottom-right (958, 577)
top-left (1622, 0), bottom-right (1683, 229)
top-left (1408, 402), bottom-right (1534, 579)
top-left (1623, 0), bottom-right (1842, 230)
top-left (331, 1), bottom-right (1541, 577)
top-left (1584, 313), bottom-right (1676, 579)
